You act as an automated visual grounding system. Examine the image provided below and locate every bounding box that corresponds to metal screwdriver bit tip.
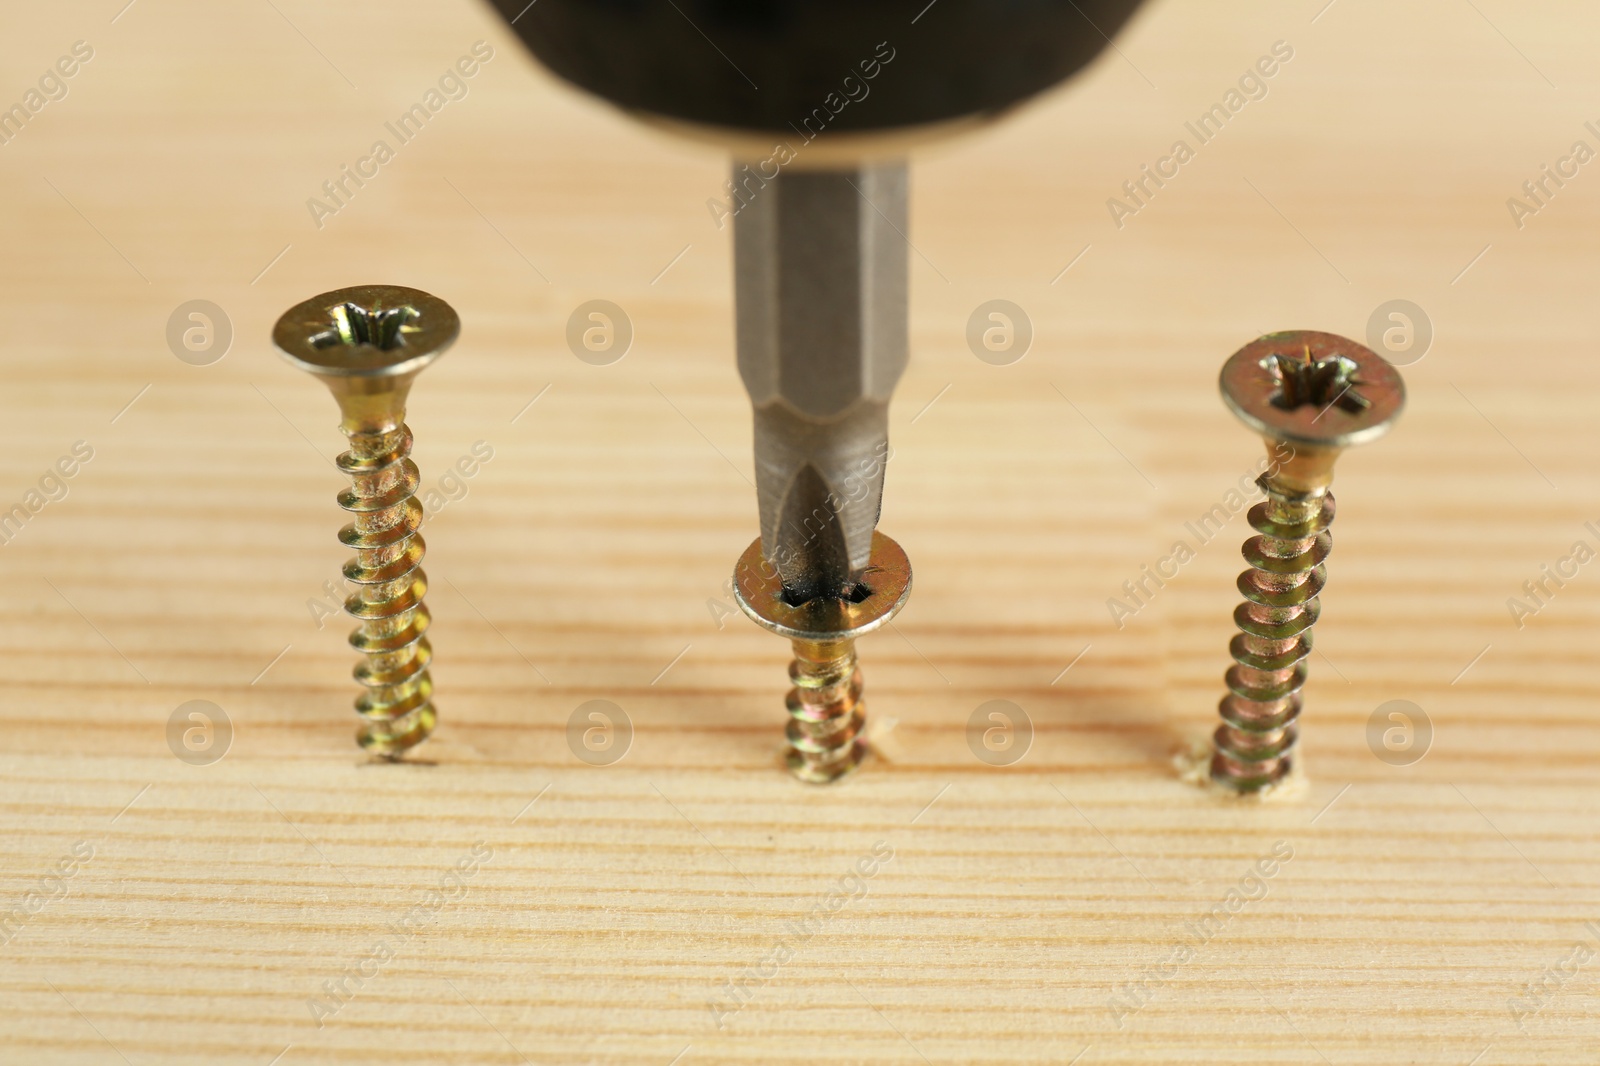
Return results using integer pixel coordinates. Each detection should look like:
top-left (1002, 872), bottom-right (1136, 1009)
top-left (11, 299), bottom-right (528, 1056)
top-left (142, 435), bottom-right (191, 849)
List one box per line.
top-left (735, 163), bottom-right (908, 603)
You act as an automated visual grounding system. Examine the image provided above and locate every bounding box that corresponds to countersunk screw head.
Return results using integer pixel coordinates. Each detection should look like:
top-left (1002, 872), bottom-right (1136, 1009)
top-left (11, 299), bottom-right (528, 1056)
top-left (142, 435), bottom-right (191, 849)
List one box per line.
top-left (1220, 330), bottom-right (1405, 451)
top-left (733, 530), bottom-right (912, 643)
top-left (273, 284), bottom-right (459, 433)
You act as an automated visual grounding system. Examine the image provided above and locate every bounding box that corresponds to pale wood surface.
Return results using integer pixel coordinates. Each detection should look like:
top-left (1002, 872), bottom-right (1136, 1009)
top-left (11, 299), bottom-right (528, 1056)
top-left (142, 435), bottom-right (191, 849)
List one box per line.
top-left (2, 1), bottom-right (1598, 1062)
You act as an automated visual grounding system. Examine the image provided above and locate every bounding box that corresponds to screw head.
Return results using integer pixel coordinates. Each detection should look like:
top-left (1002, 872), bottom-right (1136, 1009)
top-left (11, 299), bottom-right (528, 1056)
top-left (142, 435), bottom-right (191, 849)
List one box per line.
top-left (1220, 330), bottom-right (1405, 450)
top-left (734, 530), bottom-right (911, 643)
top-left (273, 284), bottom-right (459, 380)
top-left (274, 284), bottom-right (458, 434)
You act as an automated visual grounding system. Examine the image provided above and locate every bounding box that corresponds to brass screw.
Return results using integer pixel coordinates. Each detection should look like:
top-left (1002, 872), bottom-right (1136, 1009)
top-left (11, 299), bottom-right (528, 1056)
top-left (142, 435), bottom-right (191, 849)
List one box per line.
top-left (1212, 330), bottom-right (1405, 792)
top-left (272, 284), bottom-right (459, 758)
top-left (733, 532), bottom-right (912, 783)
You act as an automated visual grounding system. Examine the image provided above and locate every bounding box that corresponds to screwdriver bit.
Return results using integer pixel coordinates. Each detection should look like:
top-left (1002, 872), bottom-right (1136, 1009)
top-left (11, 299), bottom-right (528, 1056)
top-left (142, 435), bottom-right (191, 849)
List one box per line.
top-left (735, 164), bottom-right (907, 603)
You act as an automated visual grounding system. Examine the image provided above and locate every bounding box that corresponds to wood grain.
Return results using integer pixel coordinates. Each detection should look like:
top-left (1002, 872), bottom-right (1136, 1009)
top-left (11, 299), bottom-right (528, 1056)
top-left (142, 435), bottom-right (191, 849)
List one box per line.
top-left (2, 0), bottom-right (1598, 1062)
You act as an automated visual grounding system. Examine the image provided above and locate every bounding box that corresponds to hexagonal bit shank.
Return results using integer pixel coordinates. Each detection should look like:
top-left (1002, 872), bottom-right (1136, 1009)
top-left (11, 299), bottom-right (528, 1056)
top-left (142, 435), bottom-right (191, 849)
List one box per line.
top-left (734, 163), bottom-right (909, 603)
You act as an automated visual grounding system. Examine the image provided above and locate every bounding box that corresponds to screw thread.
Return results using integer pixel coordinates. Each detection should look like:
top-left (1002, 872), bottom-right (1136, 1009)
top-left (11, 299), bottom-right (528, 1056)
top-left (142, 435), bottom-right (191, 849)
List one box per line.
top-left (1210, 478), bottom-right (1336, 792)
top-left (336, 423), bottom-right (435, 757)
top-left (785, 638), bottom-right (867, 783)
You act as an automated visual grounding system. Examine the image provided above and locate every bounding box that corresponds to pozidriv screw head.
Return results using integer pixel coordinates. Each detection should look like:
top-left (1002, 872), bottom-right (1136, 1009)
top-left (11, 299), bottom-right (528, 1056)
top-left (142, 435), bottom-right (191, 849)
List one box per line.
top-left (273, 284), bottom-right (458, 378)
top-left (1220, 330), bottom-right (1405, 451)
top-left (273, 284), bottom-right (458, 434)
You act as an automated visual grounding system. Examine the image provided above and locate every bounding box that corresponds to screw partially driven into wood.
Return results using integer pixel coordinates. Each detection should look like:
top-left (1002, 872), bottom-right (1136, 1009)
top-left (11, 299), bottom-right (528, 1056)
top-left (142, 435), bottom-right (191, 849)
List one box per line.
top-left (734, 531), bottom-right (911, 783)
top-left (1211, 330), bottom-right (1405, 792)
top-left (273, 284), bottom-right (458, 758)
top-left (723, 166), bottom-right (916, 783)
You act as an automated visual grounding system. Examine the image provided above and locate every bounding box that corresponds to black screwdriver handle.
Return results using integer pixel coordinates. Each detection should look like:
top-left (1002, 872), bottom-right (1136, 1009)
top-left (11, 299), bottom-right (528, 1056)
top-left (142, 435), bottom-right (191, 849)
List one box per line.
top-left (484, 0), bottom-right (1147, 134)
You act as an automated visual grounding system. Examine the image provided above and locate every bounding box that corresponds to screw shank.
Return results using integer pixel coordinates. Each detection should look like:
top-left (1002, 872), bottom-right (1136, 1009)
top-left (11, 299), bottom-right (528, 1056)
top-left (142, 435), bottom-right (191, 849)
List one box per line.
top-left (1211, 481), bottom-right (1334, 791)
top-left (785, 637), bottom-right (868, 783)
top-left (319, 375), bottom-right (417, 437)
top-left (338, 424), bottom-right (437, 756)
top-left (1262, 439), bottom-right (1340, 496)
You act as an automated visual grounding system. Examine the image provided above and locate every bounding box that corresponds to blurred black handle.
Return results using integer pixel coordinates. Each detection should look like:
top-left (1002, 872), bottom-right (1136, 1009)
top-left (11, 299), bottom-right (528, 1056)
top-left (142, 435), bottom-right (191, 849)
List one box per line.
top-left (483, 0), bottom-right (1147, 134)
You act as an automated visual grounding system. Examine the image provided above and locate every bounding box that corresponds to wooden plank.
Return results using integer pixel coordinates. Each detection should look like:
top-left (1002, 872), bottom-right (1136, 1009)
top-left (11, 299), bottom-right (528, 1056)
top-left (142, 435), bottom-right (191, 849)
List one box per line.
top-left (0, 0), bottom-right (1596, 1061)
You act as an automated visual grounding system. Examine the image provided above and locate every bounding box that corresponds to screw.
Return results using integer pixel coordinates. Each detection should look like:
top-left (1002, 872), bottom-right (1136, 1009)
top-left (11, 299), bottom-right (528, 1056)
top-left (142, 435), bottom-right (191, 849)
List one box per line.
top-left (733, 532), bottom-right (911, 783)
top-left (1211, 330), bottom-right (1405, 792)
top-left (273, 284), bottom-right (459, 758)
